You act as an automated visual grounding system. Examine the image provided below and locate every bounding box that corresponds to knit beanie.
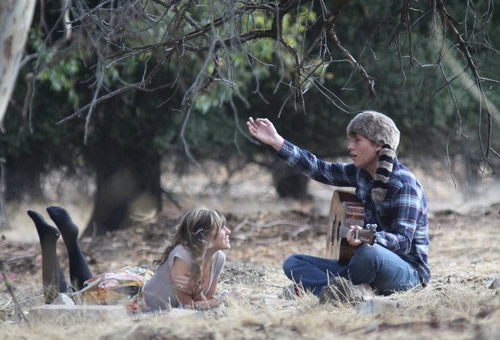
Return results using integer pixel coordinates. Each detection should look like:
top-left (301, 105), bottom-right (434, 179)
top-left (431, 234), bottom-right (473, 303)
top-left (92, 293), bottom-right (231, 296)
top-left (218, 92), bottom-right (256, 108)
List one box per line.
top-left (346, 110), bottom-right (400, 203)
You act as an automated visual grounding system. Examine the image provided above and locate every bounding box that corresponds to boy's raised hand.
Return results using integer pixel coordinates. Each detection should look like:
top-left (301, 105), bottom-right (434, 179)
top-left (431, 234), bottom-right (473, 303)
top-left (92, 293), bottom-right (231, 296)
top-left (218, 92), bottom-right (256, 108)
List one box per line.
top-left (246, 117), bottom-right (284, 151)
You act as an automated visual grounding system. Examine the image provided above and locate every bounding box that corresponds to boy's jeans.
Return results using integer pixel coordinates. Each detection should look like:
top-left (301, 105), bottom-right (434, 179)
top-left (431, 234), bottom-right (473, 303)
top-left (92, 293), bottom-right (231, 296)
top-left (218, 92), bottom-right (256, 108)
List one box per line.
top-left (283, 244), bottom-right (421, 296)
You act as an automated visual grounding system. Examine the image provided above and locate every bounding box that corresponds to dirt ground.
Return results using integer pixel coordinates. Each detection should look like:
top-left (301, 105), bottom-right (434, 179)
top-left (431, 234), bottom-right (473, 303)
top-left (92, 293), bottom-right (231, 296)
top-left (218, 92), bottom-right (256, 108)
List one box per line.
top-left (0, 165), bottom-right (499, 339)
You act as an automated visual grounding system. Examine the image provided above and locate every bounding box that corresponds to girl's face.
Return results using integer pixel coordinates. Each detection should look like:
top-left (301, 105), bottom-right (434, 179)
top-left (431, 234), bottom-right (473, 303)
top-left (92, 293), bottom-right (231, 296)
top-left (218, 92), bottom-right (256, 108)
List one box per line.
top-left (209, 224), bottom-right (231, 250)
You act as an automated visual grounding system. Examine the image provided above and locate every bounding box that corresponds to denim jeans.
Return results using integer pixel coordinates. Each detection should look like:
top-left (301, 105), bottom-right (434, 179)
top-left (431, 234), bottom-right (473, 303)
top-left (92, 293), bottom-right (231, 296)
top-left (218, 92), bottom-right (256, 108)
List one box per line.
top-left (282, 244), bottom-right (421, 296)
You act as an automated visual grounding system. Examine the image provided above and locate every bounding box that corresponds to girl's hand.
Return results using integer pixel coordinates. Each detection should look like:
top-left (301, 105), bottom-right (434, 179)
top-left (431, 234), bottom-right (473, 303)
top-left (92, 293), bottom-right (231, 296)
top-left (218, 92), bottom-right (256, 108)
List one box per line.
top-left (246, 117), bottom-right (284, 151)
top-left (226, 290), bottom-right (242, 302)
top-left (217, 290), bottom-right (241, 305)
top-left (172, 274), bottom-right (194, 295)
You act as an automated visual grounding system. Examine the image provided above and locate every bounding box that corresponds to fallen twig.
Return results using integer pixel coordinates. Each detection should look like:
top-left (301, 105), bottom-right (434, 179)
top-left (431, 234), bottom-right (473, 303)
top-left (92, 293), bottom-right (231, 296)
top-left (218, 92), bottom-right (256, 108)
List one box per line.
top-left (241, 219), bottom-right (309, 230)
top-left (2, 256), bottom-right (36, 265)
top-left (291, 225), bottom-right (312, 237)
top-left (0, 259), bottom-right (30, 326)
top-left (233, 217), bottom-right (250, 233)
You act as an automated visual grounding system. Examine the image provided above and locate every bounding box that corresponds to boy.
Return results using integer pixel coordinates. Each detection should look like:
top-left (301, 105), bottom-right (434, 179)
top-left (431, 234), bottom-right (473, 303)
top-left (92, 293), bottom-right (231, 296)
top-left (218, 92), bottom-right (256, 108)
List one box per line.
top-left (246, 111), bottom-right (429, 302)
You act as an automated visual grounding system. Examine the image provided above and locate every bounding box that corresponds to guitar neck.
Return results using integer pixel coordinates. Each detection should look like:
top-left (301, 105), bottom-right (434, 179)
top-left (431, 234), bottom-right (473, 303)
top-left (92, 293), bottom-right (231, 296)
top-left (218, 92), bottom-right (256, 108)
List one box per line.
top-left (339, 225), bottom-right (375, 245)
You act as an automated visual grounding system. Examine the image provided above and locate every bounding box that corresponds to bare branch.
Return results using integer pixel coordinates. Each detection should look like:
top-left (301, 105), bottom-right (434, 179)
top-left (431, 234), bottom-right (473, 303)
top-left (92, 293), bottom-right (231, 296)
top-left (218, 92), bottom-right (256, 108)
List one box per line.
top-left (325, 18), bottom-right (376, 98)
top-left (19, 0), bottom-right (497, 179)
top-left (435, 0), bottom-right (498, 163)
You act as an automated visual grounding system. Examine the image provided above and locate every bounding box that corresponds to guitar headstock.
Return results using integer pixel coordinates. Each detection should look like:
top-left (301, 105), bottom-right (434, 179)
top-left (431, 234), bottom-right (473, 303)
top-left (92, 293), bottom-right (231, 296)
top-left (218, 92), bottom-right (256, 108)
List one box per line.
top-left (357, 229), bottom-right (376, 245)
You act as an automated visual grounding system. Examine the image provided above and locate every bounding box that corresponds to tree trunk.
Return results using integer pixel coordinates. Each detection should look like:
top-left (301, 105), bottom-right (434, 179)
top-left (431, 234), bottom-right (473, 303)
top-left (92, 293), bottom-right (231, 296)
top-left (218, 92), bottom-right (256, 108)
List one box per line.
top-left (4, 158), bottom-right (44, 202)
top-left (0, 0), bottom-right (36, 127)
top-left (272, 162), bottom-right (309, 199)
top-left (83, 148), bottom-right (162, 237)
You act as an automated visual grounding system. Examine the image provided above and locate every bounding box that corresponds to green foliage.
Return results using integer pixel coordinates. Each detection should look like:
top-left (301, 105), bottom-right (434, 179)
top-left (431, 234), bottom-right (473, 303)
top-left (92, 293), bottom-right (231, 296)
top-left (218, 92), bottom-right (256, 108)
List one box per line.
top-left (38, 58), bottom-right (80, 105)
top-left (28, 30), bottom-right (82, 107)
top-left (3, 0), bottom-right (499, 202)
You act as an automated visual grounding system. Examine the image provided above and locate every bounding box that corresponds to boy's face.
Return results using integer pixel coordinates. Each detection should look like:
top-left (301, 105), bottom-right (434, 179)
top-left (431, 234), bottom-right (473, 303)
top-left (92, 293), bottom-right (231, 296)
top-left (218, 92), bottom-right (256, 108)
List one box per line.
top-left (347, 134), bottom-right (381, 173)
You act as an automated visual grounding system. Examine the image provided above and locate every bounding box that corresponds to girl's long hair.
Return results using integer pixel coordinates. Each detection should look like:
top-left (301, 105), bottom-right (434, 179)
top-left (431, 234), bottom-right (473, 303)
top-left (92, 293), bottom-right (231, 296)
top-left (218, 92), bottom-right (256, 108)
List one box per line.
top-left (155, 207), bottom-right (226, 296)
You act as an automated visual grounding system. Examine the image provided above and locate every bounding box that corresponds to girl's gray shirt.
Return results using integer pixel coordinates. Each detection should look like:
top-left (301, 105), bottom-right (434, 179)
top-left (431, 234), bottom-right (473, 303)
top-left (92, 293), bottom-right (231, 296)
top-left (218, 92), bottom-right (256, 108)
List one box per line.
top-left (143, 244), bottom-right (226, 310)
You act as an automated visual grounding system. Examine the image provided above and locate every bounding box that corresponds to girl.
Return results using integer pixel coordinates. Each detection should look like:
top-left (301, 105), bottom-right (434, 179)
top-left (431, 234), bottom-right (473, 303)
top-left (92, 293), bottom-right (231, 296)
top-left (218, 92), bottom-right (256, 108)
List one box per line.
top-left (28, 206), bottom-right (232, 311)
top-left (143, 208), bottom-right (231, 310)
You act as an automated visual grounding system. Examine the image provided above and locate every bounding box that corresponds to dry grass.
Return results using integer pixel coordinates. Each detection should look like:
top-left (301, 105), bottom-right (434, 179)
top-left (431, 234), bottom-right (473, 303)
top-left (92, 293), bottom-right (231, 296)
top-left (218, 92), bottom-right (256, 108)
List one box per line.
top-left (1, 282), bottom-right (498, 339)
top-left (2, 208), bottom-right (499, 339)
top-left (1, 167), bottom-right (499, 339)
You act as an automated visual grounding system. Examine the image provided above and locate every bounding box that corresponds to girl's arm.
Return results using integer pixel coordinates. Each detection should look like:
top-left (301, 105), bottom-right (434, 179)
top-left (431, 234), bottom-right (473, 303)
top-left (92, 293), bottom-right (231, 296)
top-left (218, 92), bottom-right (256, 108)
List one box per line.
top-left (171, 260), bottom-right (226, 309)
top-left (190, 275), bottom-right (227, 309)
top-left (192, 289), bottom-right (227, 310)
top-left (170, 258), bottom-right (198, 306)
top-left (204, 274), bottom-right (219, 299)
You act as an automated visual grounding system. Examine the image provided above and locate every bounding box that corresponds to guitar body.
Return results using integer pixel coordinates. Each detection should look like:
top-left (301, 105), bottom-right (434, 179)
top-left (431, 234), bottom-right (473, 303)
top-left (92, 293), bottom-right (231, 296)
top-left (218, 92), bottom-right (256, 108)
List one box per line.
top-left (326, 190), bottom-right (368, 265)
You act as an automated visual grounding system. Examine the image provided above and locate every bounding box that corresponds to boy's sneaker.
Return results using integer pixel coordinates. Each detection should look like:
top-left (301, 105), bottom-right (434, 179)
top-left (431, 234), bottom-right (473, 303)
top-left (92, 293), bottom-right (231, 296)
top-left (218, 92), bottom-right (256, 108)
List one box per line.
top-left (319, 277), bottom-right (372, 305)
top-left (282, 284), bottom-right (300, 300)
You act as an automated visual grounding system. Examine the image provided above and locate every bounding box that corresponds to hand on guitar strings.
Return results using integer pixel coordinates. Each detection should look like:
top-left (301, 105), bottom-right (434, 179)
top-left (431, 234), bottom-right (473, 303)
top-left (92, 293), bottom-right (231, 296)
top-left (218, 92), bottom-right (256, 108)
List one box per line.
top-left (346, 225), bottom-right (363, 247)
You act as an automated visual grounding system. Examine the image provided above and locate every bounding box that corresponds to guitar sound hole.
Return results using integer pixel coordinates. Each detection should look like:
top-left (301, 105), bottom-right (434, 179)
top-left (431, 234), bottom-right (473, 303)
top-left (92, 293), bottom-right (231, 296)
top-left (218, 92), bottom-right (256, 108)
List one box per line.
top-left (331, 217), bottom-right (337, 243)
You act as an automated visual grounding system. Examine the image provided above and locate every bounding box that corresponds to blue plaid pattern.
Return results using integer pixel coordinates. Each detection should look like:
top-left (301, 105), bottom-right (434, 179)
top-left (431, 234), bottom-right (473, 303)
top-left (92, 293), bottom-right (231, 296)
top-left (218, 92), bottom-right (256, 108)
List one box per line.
top-left (278, 140), bottom-right (430, 283)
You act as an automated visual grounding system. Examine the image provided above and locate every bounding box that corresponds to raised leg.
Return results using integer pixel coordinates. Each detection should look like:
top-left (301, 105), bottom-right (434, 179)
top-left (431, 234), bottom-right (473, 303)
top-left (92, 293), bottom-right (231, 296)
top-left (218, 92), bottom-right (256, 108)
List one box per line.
top-left (27, 210), bottom-right (67, 304)
top-left (46, 206), bottom-right (93, 290)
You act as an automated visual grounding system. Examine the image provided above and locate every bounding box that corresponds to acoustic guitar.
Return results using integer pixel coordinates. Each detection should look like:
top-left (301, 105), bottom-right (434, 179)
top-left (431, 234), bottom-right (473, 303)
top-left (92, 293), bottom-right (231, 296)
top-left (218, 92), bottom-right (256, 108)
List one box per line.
top-left (325, 190), bottom-right (376, 264)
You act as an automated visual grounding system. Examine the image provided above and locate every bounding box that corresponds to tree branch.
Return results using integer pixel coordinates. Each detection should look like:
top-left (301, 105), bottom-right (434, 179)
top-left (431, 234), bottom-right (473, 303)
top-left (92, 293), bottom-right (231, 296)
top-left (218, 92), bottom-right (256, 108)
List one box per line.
top-left (325, 16), bottom-right (376, 98)
top-left (435, 0), bottom-right (497, 163)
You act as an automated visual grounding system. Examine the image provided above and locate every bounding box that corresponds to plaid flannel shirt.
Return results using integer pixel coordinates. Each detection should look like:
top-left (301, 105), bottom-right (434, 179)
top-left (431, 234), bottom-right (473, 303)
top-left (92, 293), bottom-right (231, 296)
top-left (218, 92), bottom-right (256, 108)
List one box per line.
top-left (278, 140), bottom-right (430, 283)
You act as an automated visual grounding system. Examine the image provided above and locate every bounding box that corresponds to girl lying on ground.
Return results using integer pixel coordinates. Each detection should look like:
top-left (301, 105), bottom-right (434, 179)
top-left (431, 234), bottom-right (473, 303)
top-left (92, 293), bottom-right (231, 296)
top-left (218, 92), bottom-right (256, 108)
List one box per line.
top-left (28, 206), bottom-right (233, 311)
